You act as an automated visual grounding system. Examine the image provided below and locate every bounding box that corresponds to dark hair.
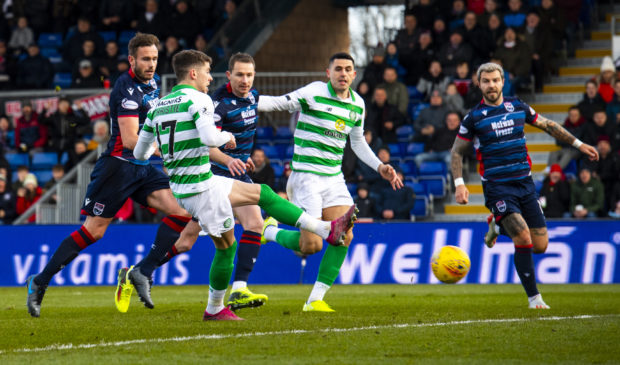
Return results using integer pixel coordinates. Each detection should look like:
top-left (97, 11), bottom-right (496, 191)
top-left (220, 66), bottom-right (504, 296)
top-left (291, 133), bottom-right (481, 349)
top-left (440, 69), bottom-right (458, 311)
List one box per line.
top-left (328, 52), bottom-right (355, 67)
top-left (172, 49), bottom-right (213, 81)
top-left (585, 79), bottom-right (598, 87)
top-left (52, 164), bottom-right (64, 172)
top-left (228, 52), bottom-right (255, 71)
top-left (128, 33), bottom-right (160, 57)
top-left (17, 165), bottom-right (28, 172)
top-left (568, 105), bottom-right (580, 112)
top-left (446, 111), bottom-right (462, 120)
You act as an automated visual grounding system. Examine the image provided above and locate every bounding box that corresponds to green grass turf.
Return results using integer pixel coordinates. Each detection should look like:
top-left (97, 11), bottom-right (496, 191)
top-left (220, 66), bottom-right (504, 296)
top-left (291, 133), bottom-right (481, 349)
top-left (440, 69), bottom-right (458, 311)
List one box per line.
top-left (1, 284), bottom-right (619, 364)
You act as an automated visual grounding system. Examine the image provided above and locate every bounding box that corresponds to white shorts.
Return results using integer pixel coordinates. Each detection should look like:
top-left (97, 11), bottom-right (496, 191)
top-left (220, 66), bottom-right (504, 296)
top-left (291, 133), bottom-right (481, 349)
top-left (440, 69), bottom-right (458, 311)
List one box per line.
top-left (286, 171), bottom-right (353, 218)
top-left (177, 175), bottom-right (234, 237)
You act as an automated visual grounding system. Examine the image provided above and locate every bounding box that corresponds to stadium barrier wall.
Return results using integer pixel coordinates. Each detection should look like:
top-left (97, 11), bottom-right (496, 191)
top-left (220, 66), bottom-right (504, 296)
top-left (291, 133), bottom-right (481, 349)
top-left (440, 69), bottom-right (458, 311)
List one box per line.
top-left (1, 221), bottom-right (619, 286)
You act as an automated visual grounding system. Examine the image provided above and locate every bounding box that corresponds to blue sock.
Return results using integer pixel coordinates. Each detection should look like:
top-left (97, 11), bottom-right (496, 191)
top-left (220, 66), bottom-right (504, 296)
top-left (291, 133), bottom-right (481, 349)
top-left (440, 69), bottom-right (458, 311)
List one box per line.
top-left (514, 245), bottom-right (539, 297)
top-left (137, 215), bottom-right (190, 277)
top-left (233, 230), bottom-right (262, 283)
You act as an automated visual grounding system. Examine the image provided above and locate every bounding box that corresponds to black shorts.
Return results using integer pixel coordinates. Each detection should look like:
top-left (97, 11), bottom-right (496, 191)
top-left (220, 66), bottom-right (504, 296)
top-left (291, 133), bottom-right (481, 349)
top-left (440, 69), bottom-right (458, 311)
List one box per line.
top-left (81, 156), bottom-right (170, 218)
top-left (211, 165), bottom-right (253, 184)
top-left (483, 176), bottom-right (546, 234)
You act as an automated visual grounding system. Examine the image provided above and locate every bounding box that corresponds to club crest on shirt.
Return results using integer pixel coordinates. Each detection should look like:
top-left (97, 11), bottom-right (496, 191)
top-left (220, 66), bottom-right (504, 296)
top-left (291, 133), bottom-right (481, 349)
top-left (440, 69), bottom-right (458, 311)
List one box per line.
top-left (349, 110), bottom-right (359, 121)
top-left (93, 202), bottom-right (105, 216)
top-left (496, 200), bottom-right (506, 213)
top-left (504, 102), bottom-right (514, 112)
top-left (335, 119), bottom-right (346, 132)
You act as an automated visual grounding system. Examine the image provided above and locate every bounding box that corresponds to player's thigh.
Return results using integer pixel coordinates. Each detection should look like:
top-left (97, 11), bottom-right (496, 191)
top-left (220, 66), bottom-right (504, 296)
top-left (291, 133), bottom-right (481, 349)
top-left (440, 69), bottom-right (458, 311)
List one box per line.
top-left (323, 205), bottom-right (354, 247)
top-left (82, 215), bottom-right (114, 240)
top-left (228, 180), bottom-right (261, 207)
top-left (233, 204), bottom-right (263, 233)
top-left (145, 188), bottom-right (189, 216)
top-left (500, 213), bottom-right (532, 246)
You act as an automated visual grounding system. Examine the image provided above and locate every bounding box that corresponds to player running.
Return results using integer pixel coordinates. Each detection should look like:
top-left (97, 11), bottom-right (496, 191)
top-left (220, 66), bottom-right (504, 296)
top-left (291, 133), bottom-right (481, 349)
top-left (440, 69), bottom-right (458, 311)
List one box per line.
top-left (256, 52), bottom-right (403, 312)
top-left (133, 49), bottom-right (357, 320)
top-left (25, 33), bottom-right (203, 318)
top-left (451, 62), bottom-right (599, 309)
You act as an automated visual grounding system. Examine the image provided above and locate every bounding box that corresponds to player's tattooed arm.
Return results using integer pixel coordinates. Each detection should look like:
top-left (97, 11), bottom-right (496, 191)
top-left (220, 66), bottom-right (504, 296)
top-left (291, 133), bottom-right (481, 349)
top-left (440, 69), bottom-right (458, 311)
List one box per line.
top-left (532, 115), bottom-right (578, 145)
top-left (450, 137), bottom-right (472, 179)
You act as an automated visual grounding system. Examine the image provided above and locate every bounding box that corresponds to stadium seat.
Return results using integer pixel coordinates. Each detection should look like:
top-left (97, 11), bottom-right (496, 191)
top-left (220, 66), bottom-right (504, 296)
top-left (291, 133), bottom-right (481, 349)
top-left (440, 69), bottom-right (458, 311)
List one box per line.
top-left (285, 145), bottom-right (295, 159)
top-left (418, 161), bottom-right (447, 177)
top-left (274, 126), bottom-right (293, 142)
top-left (60, 152), bottom-right (69, 165)
top-left (31, 152), bottom-right (58, 170)
top-left (396, 125), bottom-right (413, 142)
top-left (411, 103), bottom-right (429, 121)
top-left (260, 145), bottom-right (280, 160)
top-left (98, 31), bottom-right (117, 43)
top-left (411, 196), bottom-right (430, 217)
top-left (40, 48), bottom-right (63, 64)
top-left (255, 126), bottom-right (274, 144)
top-left (419, 177), bottom-right (447, 199)
top-left (406, 86), bottom-right (424, 102)
top-left (405, 142), bottom-right (425, 158)
top-left (53, 72), bottom-right (72, 89)
top-left (387, 143), bottom-right (402, 158)
top-left (346, 183), bottom-right (358, 197)
top-left (37, 32), bottom-right (63, 48)
top-left (400, 160), bottom-right (417, 177)
top-left (5, 153), bottom-right (29, 168)
top-left (271, 162), bottom-right (284, 177)
top-left (564, 159), bottom-right (577, 181)
top-left (273, 144), bottom-right (289, 160)
top-left (33, 170), bottom-right (53, 185)
top-left (118, 31), bottom-right (136, 46)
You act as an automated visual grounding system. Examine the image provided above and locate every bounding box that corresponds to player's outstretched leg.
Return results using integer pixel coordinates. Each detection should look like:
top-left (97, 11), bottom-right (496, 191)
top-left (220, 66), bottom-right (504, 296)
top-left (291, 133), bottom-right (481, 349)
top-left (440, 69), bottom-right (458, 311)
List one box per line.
top-left (262, 217), bottom-right (303, 252)
top-left (203, 239), bottom-right (243, 321)
top-left (256, 184), bottom-right (357, 246)
top-left (26, 224), bottom-right (99, 317)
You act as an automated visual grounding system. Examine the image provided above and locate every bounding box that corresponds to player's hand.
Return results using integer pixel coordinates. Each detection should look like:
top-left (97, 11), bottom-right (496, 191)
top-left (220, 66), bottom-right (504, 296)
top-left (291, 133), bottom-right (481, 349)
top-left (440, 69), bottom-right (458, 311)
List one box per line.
top-left (224, 135), bottom-right (236, 149)
top-left (580, 143), bottom-right (599, 161)
top-left (227, 158), bottom-right (246, 176)
top-left (245, 157), bottom-right (255, 172)
top-left (455, 185), bottom-right (469, 204)
top-left (379, 164), bottom-right (403, 190)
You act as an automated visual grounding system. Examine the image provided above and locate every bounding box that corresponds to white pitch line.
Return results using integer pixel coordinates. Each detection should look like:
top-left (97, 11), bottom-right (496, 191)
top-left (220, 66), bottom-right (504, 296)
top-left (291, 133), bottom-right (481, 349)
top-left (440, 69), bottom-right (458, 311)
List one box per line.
top-left (1, 314), bottom-right (618, 355)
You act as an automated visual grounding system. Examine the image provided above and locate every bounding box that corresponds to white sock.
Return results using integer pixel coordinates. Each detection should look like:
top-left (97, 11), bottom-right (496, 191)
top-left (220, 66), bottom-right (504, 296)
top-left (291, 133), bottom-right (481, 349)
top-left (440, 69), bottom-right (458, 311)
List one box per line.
top-left (263, 225), bottom-right (281, 242)
top-left (307, 281), bottom-right (331, 303)
top-left (232, 281), bottom-right (246, 291)
top-left (296, 212), bottom-right (330, 239)
top-left (528, 294), bottom-right (541, 303)
top-left (206, 287), bottom-right (227, 314)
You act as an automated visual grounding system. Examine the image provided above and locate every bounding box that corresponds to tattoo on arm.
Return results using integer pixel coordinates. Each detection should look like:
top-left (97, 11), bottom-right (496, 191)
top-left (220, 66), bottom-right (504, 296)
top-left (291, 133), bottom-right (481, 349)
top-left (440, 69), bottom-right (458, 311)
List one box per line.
top-left (534, 115), bottom-right (577, 145)
top-left (450, 137), bottom-right (472, 179)
top-left (501, 213), bottom-right (528, 237)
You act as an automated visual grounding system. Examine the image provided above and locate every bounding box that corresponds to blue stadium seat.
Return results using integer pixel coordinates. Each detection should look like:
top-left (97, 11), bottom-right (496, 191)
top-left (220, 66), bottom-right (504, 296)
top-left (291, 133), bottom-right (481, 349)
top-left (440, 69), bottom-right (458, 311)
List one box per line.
top-left (260, 145), bottom-right (280, 160)
top-left (564, 159), bottom-right (577, 181)
top-left (118, 31), bottom-right (136, 46)
top-left (405, 142), bottom-right (425, 158)
top-left (285, 145), bottom-right (295, 159)
top-left (60, 152), bottom-right (69, 165)
top-left (406, 86), bottom-right (424, 102)
top-left (274, 126), bottom-right (293, 142)
top-left (396, 125), bottom-right (413, 142)
top-left (418, 161), bottom-right (447, 176)
top-left (33, 170), bottom-right (53, 185)
top-left (419, 177), bottom-right (447, 198)
top-left (255, 127), bottom-right (274, 144)
top-left (387, 143), bottom-right (402, 158)
top-left (346, 183), bottom-right (358, 197)
top-left (274, 144), bottom-right (289, 160)
top-left (98, 31), bottom-right (117, 43)
top-left (53, 72), bottom-right (72, 89)
top-left (5, 153), bottom-right (29, 168)
top-left (37, 32), bottom-right (63, 48)
top-left (411, 196), bottom-right (430, 217)
top-left (411, 103), bottom-right (429, 120)
top-left (400, 160), bottom-right (417, 177)
top-left (40, 48), bottom-right (63, 64)
top-left (271, 162), bottom-right (284, 177)
top-left (31, 152), bottom-right (58, 170)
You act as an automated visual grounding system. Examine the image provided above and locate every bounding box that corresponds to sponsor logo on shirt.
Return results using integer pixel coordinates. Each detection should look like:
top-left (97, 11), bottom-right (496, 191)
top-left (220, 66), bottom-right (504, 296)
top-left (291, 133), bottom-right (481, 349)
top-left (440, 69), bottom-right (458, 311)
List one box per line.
top-left (335, 119), bottom-right (346, 132)
top-left (121, 98), bottom-right (139, 110)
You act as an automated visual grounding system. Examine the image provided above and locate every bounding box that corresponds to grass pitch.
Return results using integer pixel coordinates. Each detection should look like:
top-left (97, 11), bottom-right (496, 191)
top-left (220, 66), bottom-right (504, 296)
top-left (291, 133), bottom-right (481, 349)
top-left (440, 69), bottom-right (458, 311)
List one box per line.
top-left (1, 284), bottom-right (619, 364)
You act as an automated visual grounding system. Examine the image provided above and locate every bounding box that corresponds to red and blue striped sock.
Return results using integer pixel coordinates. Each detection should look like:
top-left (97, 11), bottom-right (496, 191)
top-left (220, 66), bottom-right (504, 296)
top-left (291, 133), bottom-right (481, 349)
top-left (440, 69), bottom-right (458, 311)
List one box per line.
top-left (233, 230), bottom-right (262, 283)
top-left (137, 215), bottom-right (190, 277)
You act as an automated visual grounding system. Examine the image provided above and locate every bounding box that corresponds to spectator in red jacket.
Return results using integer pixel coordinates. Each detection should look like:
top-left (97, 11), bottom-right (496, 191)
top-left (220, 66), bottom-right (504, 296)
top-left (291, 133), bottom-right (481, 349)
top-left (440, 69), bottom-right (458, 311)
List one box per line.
top-left (16, 173), bottom-right (41, 223)
top-left (15, 103), bottom-right (47, 153)
top-left (595, 56), bottom-right (616, 103)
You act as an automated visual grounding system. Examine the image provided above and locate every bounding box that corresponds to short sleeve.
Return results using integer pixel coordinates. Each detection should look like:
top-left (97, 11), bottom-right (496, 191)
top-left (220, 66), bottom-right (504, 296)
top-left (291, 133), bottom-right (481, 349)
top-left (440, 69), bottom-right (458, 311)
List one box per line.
top-left (457, 112), bottom-right (474, 141)
top-left (521, 100), bottom-right (538, 124)
top-left (116, 84), bottom-right (142, 118)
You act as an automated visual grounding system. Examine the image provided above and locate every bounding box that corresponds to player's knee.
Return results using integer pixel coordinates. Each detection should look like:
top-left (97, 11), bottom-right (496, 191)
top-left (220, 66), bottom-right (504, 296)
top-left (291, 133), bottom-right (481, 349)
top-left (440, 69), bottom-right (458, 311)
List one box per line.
top-left (244, 219), bottom-right (264, 234)
top-left (513, 230), bottom-right (532, 248)
top-left (175, 240), bottom-right (194, 253)
top-left (533, 240), bottom-right (548, 254)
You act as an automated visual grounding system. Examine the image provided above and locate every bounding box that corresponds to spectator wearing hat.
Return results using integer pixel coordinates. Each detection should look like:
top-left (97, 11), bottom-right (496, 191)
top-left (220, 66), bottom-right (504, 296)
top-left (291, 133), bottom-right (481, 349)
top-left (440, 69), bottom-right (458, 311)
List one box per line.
top-left (377, 66), bottom-right (409, 115)
top-left (437, 28), bottom-right (473, 77)
top-left (503, 0), bottom-right (527, 29)
top-left (362, 46), bottom-right (387, 95)
top-left (589, 136), bottom-right (620, 212)
top-left (16, 173), bottom-right (42, 223)
top-left (0, 174), bottom-right (16, 224)
top-left (570, 166), bottom-right (604, 218)
top-left (596, 56), bottom-right (617, 103)
top-left (547, 106), bottom-right (586, 169)
top-left (416, 60), bottom-right (451, 101)
top-left (16, 44), bottom-right (54, 89)
top-left (354, 183), bottom-right (376, 219)
top-left (365, 86), bottom-right (406, 144)
top-left (582, 110), bottom-right (614, 147)
top-left (71, 60), bottom-right (103, 88)
top-left (539, 164), bottom-right (571, 218)
top-left (494, 27), bottom-right (533, 92)
top-left (578, 80), bottom-right (607, 123)
top-left (523, 11), bottom-right (552, 92)
top-left (15, 103), bottom-right (47, 153)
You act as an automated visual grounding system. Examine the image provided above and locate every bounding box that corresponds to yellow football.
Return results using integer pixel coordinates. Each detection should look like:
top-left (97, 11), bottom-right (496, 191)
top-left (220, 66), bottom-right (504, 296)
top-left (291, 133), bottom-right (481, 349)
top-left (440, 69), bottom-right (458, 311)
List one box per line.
top-left (431, 245), bottom-right (471, 284)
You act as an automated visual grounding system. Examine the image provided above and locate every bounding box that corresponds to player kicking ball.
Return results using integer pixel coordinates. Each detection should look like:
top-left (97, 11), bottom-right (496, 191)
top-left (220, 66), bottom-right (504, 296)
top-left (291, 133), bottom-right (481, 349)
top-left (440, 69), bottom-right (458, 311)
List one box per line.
top-left (451, 62), bottom-right (599, 309)
top-left (256, 52), bottom-right (402, 312)
top-left (133, 50), bottom-right (357, 320)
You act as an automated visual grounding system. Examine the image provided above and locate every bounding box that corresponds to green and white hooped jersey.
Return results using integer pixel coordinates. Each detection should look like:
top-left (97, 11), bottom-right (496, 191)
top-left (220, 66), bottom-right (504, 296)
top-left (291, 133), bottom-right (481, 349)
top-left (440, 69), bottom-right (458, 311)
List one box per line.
top-left (286, 81), bottom-right (365, 176)
top-left (141, 85), bottom-right (214, 198)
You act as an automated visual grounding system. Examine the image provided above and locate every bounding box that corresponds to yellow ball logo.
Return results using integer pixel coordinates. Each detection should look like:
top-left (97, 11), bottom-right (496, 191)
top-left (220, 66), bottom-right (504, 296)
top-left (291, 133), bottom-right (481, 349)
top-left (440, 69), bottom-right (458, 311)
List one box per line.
top-left (335, 119), bottom-right (346, 132)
